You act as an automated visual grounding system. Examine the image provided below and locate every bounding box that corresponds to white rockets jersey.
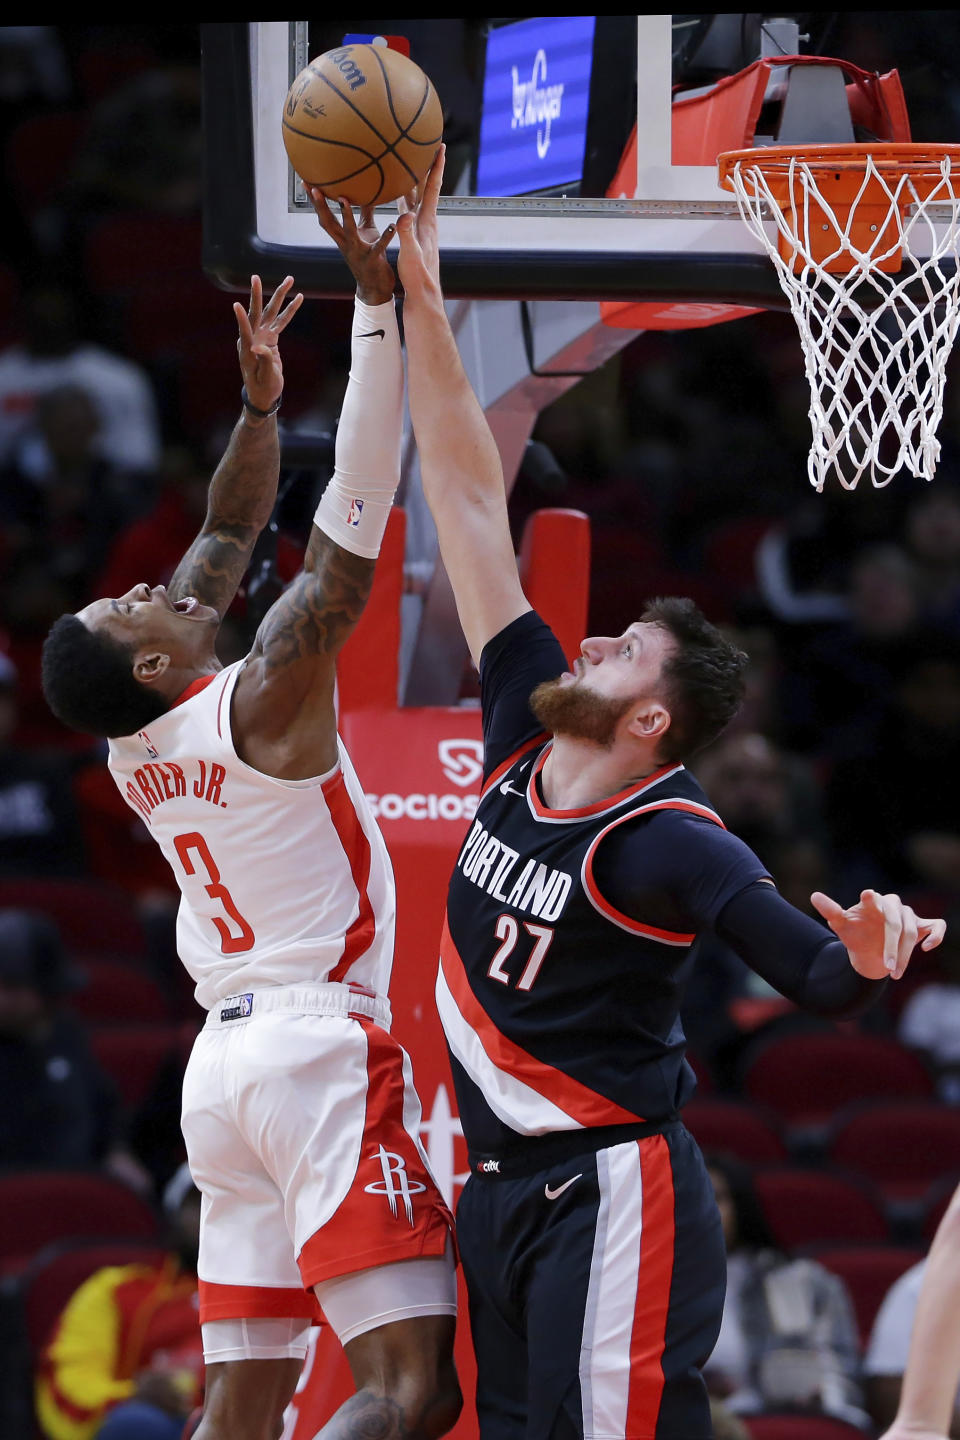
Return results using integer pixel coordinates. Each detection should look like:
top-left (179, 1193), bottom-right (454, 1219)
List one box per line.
top-left (107, 662), bottom-right (396, 1011)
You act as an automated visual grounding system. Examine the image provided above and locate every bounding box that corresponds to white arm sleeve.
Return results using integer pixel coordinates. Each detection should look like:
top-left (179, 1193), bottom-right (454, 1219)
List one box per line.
top-left (313, 295), bottom-right (403, 558)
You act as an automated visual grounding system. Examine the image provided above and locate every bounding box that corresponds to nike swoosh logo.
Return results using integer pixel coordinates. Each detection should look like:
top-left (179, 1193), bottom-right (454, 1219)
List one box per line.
top-left (356, 328), bottom-right (385, 340)
top-left (499, 780), bottom-right (525, 797)
top-left (544, 1174), bottom-right (582, 1201)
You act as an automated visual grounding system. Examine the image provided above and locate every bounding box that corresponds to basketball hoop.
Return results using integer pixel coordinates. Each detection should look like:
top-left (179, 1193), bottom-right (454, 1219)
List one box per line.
top-left (718, 144), bottom-right (960, 491)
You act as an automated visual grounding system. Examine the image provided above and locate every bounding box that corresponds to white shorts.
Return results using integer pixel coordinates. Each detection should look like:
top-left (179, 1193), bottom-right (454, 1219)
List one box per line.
top-left (181, 984), bottom-right (454, 1326)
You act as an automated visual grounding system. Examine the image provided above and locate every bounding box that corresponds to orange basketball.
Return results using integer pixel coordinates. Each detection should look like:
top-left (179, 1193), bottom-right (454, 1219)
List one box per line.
top-left (282, 44), bottom-right (443, 208)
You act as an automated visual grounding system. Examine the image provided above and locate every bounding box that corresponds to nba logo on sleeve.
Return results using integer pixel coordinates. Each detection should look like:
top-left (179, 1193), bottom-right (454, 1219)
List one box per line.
top-left (347, 497), bottom-right (364, 527)
top-left (138, 730), bottom-right (159, 759)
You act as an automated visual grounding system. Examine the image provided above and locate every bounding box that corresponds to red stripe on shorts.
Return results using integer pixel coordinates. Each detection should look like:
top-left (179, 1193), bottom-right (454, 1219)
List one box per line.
top-left (198, 1279), bottom-right (321, 1324)
top-left (626, 1134), bottom-right (676, 1436)
top-left (323, 768), bottom-right (375, 983)
top-left (297, 1017), bottom-right (453, 1288)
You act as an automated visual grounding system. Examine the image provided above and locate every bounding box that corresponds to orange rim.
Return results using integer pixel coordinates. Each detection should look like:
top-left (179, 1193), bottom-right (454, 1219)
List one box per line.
top-left (719, 142), bottom-right (960, 190)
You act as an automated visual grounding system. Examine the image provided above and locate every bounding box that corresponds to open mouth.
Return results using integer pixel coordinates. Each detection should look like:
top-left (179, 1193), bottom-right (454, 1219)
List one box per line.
top-left (172, 597), bottom-right (199, 614)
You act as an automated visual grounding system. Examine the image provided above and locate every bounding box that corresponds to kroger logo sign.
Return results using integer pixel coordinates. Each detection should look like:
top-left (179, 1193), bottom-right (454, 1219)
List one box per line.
top-left (511, 50), bottom-right (564, 159)
top-left (476, 15), bottom-right (596, 197)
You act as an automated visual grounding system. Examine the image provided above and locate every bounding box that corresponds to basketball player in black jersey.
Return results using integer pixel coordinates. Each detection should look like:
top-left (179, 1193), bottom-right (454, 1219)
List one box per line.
top-left (393, 150), bottom-right (947, 1440)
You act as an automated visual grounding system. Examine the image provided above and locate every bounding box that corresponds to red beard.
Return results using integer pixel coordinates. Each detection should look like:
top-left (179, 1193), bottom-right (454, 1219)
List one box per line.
top-left (530, 676), bottom-right (634, 749)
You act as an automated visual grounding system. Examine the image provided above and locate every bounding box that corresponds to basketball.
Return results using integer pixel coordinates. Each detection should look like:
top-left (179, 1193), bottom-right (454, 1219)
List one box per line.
top-left (281, 44), bottom-right (443, 208)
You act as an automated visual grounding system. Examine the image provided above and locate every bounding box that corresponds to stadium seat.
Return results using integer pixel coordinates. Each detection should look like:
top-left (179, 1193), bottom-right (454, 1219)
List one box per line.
top-left (742, 1031), bottom-right (934, 1133)
top-left (803, 1243), bottom-right (924, 1345)
top-left (90, 1024), bottom-right (181, 1108)
top-left (0, 878), bottom-right (146, 961)
top-left (743, 1416), bottom-right (869, 1440)
top-left (686, 1049), bottom-right (714, 1096)
top-left (0, 1172), bottom-right (159, 1276)
top-left (4, 111), bottom-right (87, 214)
top-left (70, 959), bottom-right (170, 1024)
top-left (683, 1098), bottom-right (787, 1164)
top-left (83, 211), bottom-right (203, 295)
top-left (121, 274), bottom-right (234, 363)
top-left (175, 332), bottom-right (321, 442)
top-left (752, 1166), bottom-right (890, 1249)
top-left (828, 1100), bottom-right (960, 1207)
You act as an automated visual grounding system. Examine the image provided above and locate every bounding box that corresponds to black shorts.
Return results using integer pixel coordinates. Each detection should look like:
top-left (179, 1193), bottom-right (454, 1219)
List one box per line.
top-left (456, 1124), bottom-right (725, 1440)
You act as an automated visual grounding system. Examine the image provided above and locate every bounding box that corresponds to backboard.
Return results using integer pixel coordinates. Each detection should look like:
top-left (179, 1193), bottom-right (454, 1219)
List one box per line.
top-left (201, 17), bottom-right (788, 303)
top-left (202, 17), bottom-right (960, 302)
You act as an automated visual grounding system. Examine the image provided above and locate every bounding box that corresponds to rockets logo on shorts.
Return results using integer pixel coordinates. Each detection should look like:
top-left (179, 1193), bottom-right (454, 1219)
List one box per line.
top-left (347, 497), bottom-right (364, 527)
top-left (363, 1144), bottom-right (426, 1224)
top-left (138, 730), bottom-right (159, 759)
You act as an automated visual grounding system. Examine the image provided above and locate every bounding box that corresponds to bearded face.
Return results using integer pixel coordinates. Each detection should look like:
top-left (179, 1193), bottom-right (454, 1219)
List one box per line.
top-left (530, 675), bottom-right (636, 748)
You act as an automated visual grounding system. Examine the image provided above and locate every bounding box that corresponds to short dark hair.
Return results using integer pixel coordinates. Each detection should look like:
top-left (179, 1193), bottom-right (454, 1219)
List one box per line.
top-left (641, 596), bottom-right (747, 764)
top-left (42, 614), bottom-right (168, 738)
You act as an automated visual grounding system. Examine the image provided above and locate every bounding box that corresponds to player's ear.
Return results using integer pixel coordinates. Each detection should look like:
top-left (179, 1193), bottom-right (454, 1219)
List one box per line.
top-left (626, 700), bottom-right (670, 745)
top-left (134, 651), bottom-right (171, 686)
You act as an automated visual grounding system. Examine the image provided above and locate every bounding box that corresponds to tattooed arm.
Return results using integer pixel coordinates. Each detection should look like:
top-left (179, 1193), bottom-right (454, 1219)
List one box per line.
top-left (166, 276), bottom-right (303, 617)
top-left (230, 521), bottom-right (373, 779)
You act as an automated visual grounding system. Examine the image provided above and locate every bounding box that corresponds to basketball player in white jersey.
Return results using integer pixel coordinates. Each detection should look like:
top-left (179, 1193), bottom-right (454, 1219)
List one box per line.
top-left (41, 215), bottom-right (460, 1440)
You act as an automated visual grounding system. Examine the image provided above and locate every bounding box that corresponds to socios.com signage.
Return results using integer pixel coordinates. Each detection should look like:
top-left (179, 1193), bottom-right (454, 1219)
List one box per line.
top-left (476, 15), bottom-right (597, 197)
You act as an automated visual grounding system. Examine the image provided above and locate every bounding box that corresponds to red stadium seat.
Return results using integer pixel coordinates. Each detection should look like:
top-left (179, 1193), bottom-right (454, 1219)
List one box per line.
top-left (4, 111), bottom-right (87, 213)
top-left (83, 211), bottom-right (202, 295)
top-left (752, 1166), bottom-right (890, 1249)
top-left (70, 959), bottom-right (171, 1024)
top-left (175, 332), bottom-right (321, 442)
top-left (743, 1416), bottom-right (869, 1440)
top-left (803, 1243), bottom-right (924, 1345)
top-left (0, 1172), bottom-right (159, 1276)
top-left (90, 1024), bottom-right (180, 1108)
top-left (742, 1031), bottom-right (934, 1132)
top-left (828, 1100), bottom-right (960, 1206)
top-left (0, 878), bottom-right (146, 962)
top-left (683, 1099), bottom-right (787, 1164)
top-left (686, 1049), bottom-right (714, 1097)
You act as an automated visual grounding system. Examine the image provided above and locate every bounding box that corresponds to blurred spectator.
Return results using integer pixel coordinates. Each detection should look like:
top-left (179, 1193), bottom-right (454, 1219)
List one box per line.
top-left (35, 1163), bottom-right (203, 1440)
top-left (826, 644), bottom-right (960, 897)
top-left (0, 285), bottom-right (161, 472)
top-left (704, 1153), bottom-right (870, 1428)
top-left (0, 652), bottom-right (84, 873)
top-left (904, 485), bottom-right (960, 635)
top-left (0, 384), bottom-right (152, 602)
top-left (864, 1254), bottom-right (960, 1438)
top-left (69, 64), bottom-right (201, 216)
top-left (0, 26), bottom-right (70, 111)
top-left (0, 908), bottom-right (148, 1186)
top-left (897, 915), bottom-right (960, 1103)
top-left (692, 731), bottom-right (828, 874)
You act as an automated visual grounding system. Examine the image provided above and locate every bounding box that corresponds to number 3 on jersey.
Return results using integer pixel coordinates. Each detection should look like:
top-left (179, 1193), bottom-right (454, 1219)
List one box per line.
top-left (487, 915), bottom-right (553, 991)
top-left (174, 831), bottom-right (255, 954)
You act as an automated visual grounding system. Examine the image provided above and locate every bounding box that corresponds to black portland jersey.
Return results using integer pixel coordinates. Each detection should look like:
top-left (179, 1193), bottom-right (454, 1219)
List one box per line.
top-left (437, 610), bottom-right (766, 1156)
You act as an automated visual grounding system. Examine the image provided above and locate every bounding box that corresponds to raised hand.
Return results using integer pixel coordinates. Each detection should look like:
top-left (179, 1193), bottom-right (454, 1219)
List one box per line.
top-left (395, 144), bottom-right (445, 300)
top-left (233, 275), bottom-right (304, 412)
top-left (309, 192), bottom-right (397, 304)
top-left (811, 888), bottom-right (946, 980)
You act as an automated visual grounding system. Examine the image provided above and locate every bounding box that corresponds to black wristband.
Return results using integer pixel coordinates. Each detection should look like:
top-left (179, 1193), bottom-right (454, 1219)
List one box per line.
top-left (241, 386), bottom-right (282, 418)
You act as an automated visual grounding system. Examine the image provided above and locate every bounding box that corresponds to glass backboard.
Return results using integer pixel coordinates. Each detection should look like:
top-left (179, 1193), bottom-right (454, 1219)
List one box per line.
top-left (202, 16), bottom-right (960, 300)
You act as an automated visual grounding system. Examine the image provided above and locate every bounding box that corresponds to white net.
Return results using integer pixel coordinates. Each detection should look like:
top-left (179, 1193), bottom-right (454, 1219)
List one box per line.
top-left (722, 149), bottom-right (960, 491)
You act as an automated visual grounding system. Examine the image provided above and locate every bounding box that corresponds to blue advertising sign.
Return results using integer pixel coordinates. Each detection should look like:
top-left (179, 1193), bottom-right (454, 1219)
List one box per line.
top-left (476, 16), bottom-right (597, 197)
